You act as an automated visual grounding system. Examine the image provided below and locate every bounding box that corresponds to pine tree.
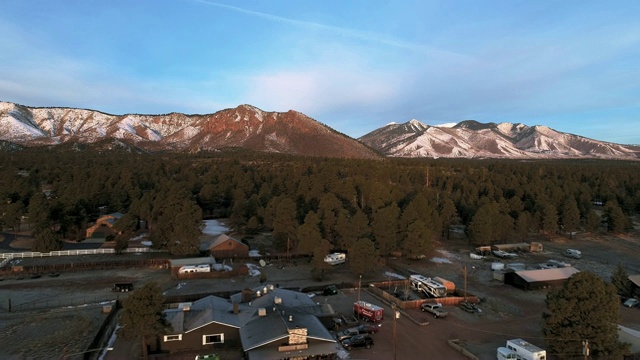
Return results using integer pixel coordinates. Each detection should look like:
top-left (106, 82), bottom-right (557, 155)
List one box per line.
top-left (560, 198), bottom-right (581, 237)
top-left (348, 238), bottom-right (379, 275)
top-left (371, 204), bottom-right (400, 256)
top-left (603, 200), bottom-right (630, 233)
top-left (119, 282), bottom-right (170, 360)
top-left (296, 211), bottom-right (323, 256)
top-left (611, 263), bottom-right (635, 299)
top-left (542, 272), bottom-right (629, 358)
top-left (32, 228), bottom-right (63, 253)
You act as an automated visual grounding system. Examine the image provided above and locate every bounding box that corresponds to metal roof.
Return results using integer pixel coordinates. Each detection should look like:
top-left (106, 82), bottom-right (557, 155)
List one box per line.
top-left (515, 267), bottom-right (580, 283)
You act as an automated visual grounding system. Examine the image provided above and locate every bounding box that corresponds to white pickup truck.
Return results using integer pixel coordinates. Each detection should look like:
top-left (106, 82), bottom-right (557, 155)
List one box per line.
top-left (421, 303), bottom-right (448, 318)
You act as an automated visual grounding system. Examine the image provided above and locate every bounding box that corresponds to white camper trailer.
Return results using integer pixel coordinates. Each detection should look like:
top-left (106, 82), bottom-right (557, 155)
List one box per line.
top-left (324, 253), bottom-right (346, 265)
top-left (505, 339), bottom-right (546, 360)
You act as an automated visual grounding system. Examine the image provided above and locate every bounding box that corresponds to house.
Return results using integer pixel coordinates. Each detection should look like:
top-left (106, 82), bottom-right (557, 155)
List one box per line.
top-left (161, 296), bottom-right (251, 353)
top-left (200, 234), bottom-right (249, 259)
top-left (504, 267), bottom-right (580, 290)
top-left (158, 286), bottom-right (341, 359)
top-left (85, 212), bottom-right (124, 242)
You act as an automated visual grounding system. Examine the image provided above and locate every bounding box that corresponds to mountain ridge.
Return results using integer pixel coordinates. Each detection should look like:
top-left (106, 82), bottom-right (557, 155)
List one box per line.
top-left (1, 101), bottom-right (639, 160)
top-left (359, 118), bottom-right (640, 160)
top-left (0, 101), bottom-right (381, 159)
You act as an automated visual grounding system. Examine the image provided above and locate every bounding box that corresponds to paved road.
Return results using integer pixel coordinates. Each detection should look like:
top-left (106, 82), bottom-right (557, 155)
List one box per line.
top-left (0, 231), bottom-right (25, 252)
top-left (0, 230), bottom-right (103, 254)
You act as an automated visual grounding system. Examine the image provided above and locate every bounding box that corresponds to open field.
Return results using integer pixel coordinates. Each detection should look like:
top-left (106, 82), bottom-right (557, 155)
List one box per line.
top-left (1, 218), bottom-right (639, 360)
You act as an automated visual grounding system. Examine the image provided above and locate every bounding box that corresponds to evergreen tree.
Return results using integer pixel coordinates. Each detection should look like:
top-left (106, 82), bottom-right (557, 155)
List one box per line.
top-left (402, 219), bottom-right (434, 259)
top-left (467, 202), bottom-right (501, 245)
top-left (611, 263), bottom-right (635, 299)
top-left (296, 211), bottom-right (323, 256)
top-left (310, 239), bottom-right (333, 281)
top-left (28, 192), bottom-right (51, 234)
top-left (439, 197), bottom-right (459, 240)
top-left (32, 228), bottom-right (63, 253)
top-left (371, 204), bottom-right (400, 256)
top-left (3, 202), bottom-right (24, 236)
top-left (542, 272), bottom-right (629, 358)
top-left (348, 238), bottom-right (379, 275)
top-left (585, 210), bottom-right (601, 233)
top-left (272, 197), bottom-right (297, 252)
top-left (560, 197), bottom-right (581, 238)
top-left (603, 200), bottom-right (630, 233)
top-left (539, 202), bottom-right (559, 235)
top-left (119, 282), bottom-right (170, 360)
top-left (150, 188), bottom-right (202, 256)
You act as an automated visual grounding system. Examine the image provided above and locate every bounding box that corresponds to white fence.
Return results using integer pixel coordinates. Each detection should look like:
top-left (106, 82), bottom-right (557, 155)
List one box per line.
top-left (0, 247), bottom-right (158, 267)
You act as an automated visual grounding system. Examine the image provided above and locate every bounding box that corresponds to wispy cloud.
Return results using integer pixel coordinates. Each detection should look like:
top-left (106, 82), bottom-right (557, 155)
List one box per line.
top-left (192, 0), bottom-right (465, 60)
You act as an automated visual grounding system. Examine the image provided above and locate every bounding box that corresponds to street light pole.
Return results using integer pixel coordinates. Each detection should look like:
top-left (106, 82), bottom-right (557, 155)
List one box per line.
top-left (357, 275), bottom-right (362, 304)
top-left (393, 304), bottom-right (400, 360)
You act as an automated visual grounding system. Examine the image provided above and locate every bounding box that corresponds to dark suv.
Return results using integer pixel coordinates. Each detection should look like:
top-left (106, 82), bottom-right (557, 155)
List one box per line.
top-left (341, 334), bottom-right (374, 350)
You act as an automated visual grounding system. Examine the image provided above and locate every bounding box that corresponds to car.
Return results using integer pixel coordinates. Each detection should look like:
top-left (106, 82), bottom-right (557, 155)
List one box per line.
top-left (335, 324), bottom-right (380, 341)
top-left (459, 301), bottom-right (482, 313)
top-left (354, 323), bottom-right (381, 334)
top-left (563, 249), bottom-right (582, 259)
top-left (323, 285), bottom-right (339, 296)
top-left (623, 298), bottom-right (639, 308)
top-left (341, 334), bottom-right (374, 350)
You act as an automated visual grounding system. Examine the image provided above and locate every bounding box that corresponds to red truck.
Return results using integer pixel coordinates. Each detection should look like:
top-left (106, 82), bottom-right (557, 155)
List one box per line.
top-left (353, 301), bottom-right (384, 322)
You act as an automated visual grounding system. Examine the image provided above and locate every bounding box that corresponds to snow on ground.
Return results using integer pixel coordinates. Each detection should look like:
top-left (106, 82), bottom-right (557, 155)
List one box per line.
top-left (98, 324), bottom-right (120, 360)
top-left (141, 241), bottom-right (152, 246)
top-left (431, 249), bottom-right (459, 264)
top-left (202, 219), bottom-right (229, 235)
top-left (384, 271), bottom-right (406, 280)
top-left (246, 263), bottom-right (261, 277)
top-left (249, 250), bottom-right (261, 257)
top-left (212, 264), bottom-right (233, 271)
top-left (130, 233), bottom-right (147, 241)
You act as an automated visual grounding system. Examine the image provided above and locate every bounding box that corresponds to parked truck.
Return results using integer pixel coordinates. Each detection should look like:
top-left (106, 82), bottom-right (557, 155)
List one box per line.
top-left (504, 339), bottom-right (546, 360)
top-left (497, 347), bottom-right (517, 360)
top-left (353, 301), bottom-right (384, 322)
top-left (420, 302), bottom-right (448, 318)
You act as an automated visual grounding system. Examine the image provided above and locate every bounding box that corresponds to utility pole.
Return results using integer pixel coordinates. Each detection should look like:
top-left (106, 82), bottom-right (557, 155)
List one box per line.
top-left (357, 275), bottom-right (362, 304)
top-left (392, 303), bottom-right (400, 360)
top-left (464, 264), bottom-right (468, 302)
top-left (582, 340), bottom-right (590, 360)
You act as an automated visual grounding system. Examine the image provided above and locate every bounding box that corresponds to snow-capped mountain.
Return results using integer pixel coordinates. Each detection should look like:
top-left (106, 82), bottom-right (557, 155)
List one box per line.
top-left (1, 101), bottom-right (638, 160)
top-left (359, 119), bottom-right (640, 160)
top-left (0, 102), bottom-right (380, 159)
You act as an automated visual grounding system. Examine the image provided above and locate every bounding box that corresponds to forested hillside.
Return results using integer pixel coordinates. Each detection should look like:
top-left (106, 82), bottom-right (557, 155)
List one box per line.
top-left (1, 148), bottom-right (638, 262)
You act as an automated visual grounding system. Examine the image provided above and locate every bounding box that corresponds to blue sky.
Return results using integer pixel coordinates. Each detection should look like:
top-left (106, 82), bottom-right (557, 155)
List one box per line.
top-left (1, 0), bottom-right (639, 144)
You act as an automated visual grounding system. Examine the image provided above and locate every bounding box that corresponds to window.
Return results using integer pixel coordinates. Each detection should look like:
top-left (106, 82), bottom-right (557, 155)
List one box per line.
top-left (163, 334), bottom-right (182, 342)
top-left (203, 333), bottom-right (224, 345)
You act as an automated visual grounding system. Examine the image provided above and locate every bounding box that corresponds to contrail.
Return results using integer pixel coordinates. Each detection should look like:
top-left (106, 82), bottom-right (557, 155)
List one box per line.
top-left (192, 0), bottom-right (457, 56)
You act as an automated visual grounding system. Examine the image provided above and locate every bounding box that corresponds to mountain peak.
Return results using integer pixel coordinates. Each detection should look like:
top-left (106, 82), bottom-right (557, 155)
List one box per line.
top-left (360, 119), bottom-right (640, 160)
top-left (0, 102), bottom-right (380, 159)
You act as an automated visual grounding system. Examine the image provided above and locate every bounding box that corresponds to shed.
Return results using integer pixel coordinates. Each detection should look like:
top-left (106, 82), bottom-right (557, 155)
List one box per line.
top-left (505, 267), bottom-right (580, 290)
top-left (201, 234), bottom-right (249, 259)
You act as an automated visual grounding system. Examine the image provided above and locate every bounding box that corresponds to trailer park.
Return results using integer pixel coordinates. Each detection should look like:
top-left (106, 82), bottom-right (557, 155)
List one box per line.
top-left (1, 220), bottom-right (640, 359)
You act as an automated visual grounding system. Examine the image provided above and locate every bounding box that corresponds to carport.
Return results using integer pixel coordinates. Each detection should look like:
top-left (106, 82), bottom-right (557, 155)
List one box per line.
top-left (504, 267), bottom-right (580, 290)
